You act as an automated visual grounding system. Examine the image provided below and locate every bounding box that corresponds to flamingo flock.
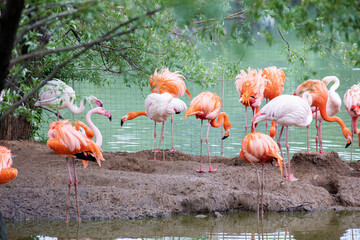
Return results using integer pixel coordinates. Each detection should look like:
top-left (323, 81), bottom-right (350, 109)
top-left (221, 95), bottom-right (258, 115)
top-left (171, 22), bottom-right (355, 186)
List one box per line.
top-left (1, 66), bottom-right (358, 222)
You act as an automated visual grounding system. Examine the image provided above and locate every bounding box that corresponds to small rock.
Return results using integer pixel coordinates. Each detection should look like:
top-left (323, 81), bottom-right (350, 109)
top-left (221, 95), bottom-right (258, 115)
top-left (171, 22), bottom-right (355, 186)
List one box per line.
top-left (214, 211), bottom-right (222, 218)
top-left (195, 214), bottom-right (207, 218)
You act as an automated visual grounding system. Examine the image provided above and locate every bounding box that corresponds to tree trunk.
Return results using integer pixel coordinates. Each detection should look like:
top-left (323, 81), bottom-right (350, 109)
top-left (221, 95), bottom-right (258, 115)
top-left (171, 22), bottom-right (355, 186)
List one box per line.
top-left (0, 115), bottom-right (33, 140)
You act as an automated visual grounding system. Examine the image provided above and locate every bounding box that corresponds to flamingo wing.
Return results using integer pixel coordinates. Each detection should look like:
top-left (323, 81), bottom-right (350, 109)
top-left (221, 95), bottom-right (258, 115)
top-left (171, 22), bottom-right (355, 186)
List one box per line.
top-left (239, 132), bottom-right (283, 175)
top-left (185, 92), bottom-right (221, 120)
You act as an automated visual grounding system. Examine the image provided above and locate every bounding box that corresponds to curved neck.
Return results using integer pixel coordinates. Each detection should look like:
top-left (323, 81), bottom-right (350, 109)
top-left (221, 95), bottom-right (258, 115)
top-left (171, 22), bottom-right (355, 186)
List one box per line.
top-left (86, 108), bottom-right (102, 147)
top-left (210, 112), bottom-right (231, 136)
top-left (67, 98), bottom-right (85, 114)
top-left (318, 104), bottom-right (345, 128)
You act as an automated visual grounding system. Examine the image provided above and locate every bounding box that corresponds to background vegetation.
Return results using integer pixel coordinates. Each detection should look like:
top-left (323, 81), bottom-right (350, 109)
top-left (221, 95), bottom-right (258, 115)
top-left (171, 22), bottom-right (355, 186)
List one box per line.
top-left (0, 0), bottom-right (359, 139)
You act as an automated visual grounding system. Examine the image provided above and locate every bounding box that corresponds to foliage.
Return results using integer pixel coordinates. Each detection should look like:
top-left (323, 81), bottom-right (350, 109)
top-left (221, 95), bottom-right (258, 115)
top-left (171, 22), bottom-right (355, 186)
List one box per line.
top-left (0, 0), bottom-right (359, 139)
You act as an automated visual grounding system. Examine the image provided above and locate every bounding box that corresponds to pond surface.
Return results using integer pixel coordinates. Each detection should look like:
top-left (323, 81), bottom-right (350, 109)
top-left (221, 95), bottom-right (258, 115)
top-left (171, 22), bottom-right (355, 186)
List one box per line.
top-left (35, 33), bottom-right (360, 162)
top-left (5, 211), bottom-right (360, 240)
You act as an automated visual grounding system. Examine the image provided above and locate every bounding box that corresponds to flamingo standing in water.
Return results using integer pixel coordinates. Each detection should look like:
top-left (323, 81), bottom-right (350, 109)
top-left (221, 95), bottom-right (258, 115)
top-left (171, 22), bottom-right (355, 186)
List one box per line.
top-left (184, 92), bottom-right (231, 173)
top-left (262, 66), bottom-right (286, 137)
top-left (47, 107), bottom-right (111, 223)
top-left (149, 68), bottom-right (192, 151)
top-left (235, 67), bottom-right (267, 134)
top-left (252, 93), bottom-right (313, 181)
top-left (344, 83), bottom-right (360, 162)
top-left (239, 132), bottom-right (283, 218)
top-left (294, 79), bottom-right (352, 149)
top-left (35, 79), bottom-right (103, 120)
top-left (0, 146), bottom-right (18, 184)
top-left (312, 76), bottom-right (342, 153)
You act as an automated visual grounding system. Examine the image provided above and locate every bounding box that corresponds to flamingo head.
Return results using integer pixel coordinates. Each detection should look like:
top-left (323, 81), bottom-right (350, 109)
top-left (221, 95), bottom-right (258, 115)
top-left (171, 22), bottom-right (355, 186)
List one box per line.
top-left (222, 119), bottom-right (231, 140)
top-left (91, 97), bottom-right (103, 107)
top-left (94, 107), bottom-right (112, 121)
top-left (343, 127), bottom-right (352, 148)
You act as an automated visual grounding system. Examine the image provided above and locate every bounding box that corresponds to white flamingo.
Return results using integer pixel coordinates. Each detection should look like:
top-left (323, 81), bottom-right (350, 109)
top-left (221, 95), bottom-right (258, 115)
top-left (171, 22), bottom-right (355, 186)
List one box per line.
top-left (145, 92), bottom-right (187, 161)
top-left (35, 79), bottom-right (103, 120)
top-left (252, 93), bottom-right (313, 181)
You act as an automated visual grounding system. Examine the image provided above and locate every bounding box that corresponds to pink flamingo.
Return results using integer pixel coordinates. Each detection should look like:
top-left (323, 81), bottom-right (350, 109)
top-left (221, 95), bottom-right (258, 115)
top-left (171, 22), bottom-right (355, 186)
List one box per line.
top-left (0, 146), bottom-right (18, 184)
top-left (47, 107), bottom-right (111, 223)
top-left (235, 67), bottom-right (267, 134)
top-left (184, 92), bottom-right (231, 173)
top-left (262, 66), bottom-right (286, 137)
top-left (35, 79), bottom-right (103, 120)
top-left (312, 76), bottom-right (341, 153)
top-left (294, 79), bottom-right (352, 149)
top-left (344, 83), bottom-right (360, 162)
top-left (239, 132), bottom-right (283, 218)
top-left (252, 93), bottom-right (313, 181)
top-left (149, 68), bottom-right (192, 151)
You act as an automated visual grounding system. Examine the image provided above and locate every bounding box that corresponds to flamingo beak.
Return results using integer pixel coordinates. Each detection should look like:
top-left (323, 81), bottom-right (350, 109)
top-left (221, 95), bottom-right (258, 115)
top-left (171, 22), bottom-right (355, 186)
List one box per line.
top-left (121, 118), bottom-right (125, 126)
top-left (222, 135), bottom-right (229, 140)
top-left (109, 116), bottom-right (112, 121)
top-left (345, 142), bottom-right (351, 148)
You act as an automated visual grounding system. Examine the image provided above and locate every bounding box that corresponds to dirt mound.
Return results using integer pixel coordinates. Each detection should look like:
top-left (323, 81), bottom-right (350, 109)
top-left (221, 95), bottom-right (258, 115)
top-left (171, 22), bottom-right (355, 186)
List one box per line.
top-left (0, 140), bottom-right (359, 221)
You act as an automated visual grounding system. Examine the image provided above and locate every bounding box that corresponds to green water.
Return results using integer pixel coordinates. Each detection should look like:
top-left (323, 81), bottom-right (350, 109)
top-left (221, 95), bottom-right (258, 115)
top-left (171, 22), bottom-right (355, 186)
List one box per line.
top-left (5, 211), bottom-right (360, 239)
top-left (36, 33), bottom-right (360, 161)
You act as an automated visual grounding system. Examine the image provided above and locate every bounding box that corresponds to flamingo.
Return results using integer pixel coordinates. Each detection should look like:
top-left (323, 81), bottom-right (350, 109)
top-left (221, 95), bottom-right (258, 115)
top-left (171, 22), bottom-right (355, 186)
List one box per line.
top-left (184, 92), bottom-right (231, 173)
top-left (47, 107), bottom-right (111, 223)
top-left (312, 76), bottom-right (342, 153)
top-left (239, 132), bottom-right (283, 218)
top-left (294, 79), bottom-right (352, 149)
top-left (0, 90), bottom-right (4, 103)
top-left (149, 68), bottom-right (192, 151)
top-left (235, 67), bottom-right (267, 134)
top-left (344, 83), bottom-right (360, 162)
top-left (0, 146), bottom-right (18, 184)
top-left (35, 79), bottom-right (103, 120)
top-left (252, 93), bottom-right (313, 181)
top-left (262, 66), bottom-right (286, 137)
top-left (144, 92), bottom-right (187, 161)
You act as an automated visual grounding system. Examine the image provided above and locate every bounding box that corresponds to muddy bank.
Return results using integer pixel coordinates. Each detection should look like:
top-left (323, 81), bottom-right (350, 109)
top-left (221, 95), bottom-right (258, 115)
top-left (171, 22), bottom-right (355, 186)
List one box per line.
top-left (0, 140), bottom-right (359, 221)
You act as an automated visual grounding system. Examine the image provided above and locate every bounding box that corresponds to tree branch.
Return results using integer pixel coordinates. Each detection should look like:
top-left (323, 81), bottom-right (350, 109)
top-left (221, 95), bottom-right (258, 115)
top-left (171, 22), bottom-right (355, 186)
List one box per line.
top-left (10, 7), bottom-right (161, 67)
top-left (1, 7), bottom-right (161, 121)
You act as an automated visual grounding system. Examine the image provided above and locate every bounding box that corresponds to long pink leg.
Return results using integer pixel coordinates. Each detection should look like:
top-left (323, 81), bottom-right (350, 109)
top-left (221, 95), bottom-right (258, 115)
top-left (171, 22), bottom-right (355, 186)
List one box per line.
top-left (72, 158), bottom-right (81, 223)
top-left (318, 120), bottom-right (323, 153)
top-left (66, 158), bottom-right (72, 224)
top-left (153, 122), bottom-right (157, 161)
top-left (315, 108), bottom-right (319, 152)
top-left (169, 116), bottom-right (176, 152)
top-left (265, 99), bottom-right (269, 134)
top-left (286, 126), bottom-right (298, 181)
top-left (197, 120), bottom-right (206, 173)
top-left (306, 126), bottom-right (310, 153)
top-left (206, 121), bottom-right (217, 172)
top-left (161, 122), bottom-right (165, 161)
top-left (277, 126), bottom-right (288, 178)
top-left (244, 106), bottom-right (248, 134)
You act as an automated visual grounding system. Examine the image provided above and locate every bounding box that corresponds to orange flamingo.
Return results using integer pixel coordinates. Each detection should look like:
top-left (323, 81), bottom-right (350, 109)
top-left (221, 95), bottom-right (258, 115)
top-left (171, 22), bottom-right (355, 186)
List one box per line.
top-left (239, 132), bottom-right (283, 218)
top-left (47, 107), bottom-right (111, 223)
top-left (235, 67), bottom-right (267, 134)
top-left (0, 146), bottom-right (18, 184)
top-left (294, 79), bottom-right (352, 149)
top-left (344, 83), bottom-right (360, 162)
top-left (150, 68), bottom-right (192, 151)
top-left (184, 92), bottom-right (231, 173)
top-left (312, 76), bottom-right (342, 153)
top-left (262, 66), bottom-right (286, 137)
